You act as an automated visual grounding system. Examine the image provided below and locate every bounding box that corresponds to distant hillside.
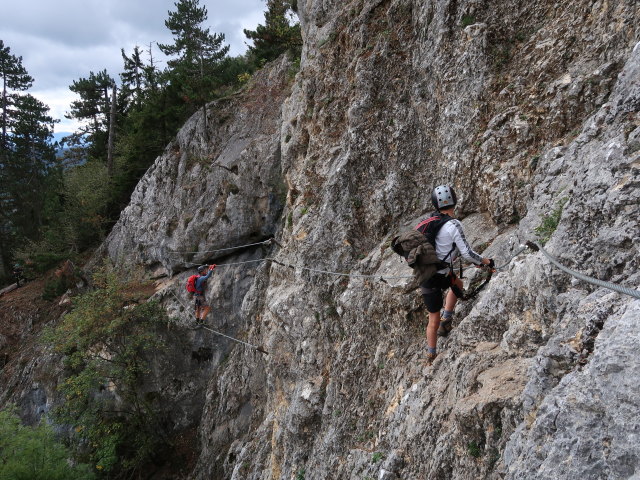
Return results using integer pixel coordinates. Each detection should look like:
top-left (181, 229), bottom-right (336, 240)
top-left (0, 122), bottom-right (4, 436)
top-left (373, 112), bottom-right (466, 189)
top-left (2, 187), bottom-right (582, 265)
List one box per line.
top-left (52, 132), bottom-right (72, 144)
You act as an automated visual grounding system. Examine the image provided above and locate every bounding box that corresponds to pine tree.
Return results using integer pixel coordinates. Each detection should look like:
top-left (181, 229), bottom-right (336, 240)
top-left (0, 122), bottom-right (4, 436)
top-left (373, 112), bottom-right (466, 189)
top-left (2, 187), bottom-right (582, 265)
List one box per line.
top-left (2, 94), bottom-right (56, 235)
top-left (0, 42), bottom-right (59, 278)
top-left (0, 95), bottom-right (57, 276)
top-left (67, 70), bottom-right (113, 125)
top-left (111, 46), bottom-right (177, 215)
top-left (158, 0), bottom-right (230, 129)
top-left (120, 47), bottom-right (145, 110)
top-left (64, 69), bottom-right (121, 179)
top-left (0, 40), bottom-right (34, 153)
top-left (244, 0), bottom-right (301, 67)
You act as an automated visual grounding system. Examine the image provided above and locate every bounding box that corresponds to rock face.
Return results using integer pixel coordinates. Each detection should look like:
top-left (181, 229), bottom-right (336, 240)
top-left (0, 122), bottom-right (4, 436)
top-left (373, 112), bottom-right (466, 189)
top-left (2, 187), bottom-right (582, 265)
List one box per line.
top-left (94, 0), bottom-right (640, 479)
top-left (103, 56), bottom-right (292, 276)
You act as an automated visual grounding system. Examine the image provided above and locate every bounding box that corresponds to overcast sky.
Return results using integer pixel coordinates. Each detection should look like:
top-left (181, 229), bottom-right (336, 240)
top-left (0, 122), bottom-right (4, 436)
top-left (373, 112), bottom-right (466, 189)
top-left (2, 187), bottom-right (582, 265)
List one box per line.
top-left (0, 0), bottom-right (266, 135)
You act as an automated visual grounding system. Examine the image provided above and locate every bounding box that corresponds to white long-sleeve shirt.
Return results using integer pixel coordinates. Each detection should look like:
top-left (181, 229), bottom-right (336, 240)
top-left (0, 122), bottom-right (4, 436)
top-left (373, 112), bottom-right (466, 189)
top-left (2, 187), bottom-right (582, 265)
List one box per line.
top-left (435, 219), bottom-right (483, 274)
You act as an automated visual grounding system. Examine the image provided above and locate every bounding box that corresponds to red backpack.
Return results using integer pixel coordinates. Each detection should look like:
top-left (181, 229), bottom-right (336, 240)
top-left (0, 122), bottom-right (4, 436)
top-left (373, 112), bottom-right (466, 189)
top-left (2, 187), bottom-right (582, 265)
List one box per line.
top-left (186, 274), bottom-right (200, 294)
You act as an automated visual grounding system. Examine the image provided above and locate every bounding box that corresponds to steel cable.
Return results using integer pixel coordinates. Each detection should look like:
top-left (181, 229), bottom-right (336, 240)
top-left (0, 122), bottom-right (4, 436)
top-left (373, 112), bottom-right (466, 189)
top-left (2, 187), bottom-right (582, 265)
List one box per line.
top-left (168, 236), bottom-right (640, 299)
top-left (527, 242), bottom-right (640, 300)
top-left (168, 239), bottom-right (273, 254)
top-left (167, 291), bottom-right (268, 354)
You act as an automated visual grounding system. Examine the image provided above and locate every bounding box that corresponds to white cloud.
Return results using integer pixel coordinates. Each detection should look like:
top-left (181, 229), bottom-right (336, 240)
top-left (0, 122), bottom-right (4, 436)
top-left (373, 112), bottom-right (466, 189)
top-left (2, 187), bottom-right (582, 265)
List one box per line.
top-left (0, 0), bottom-right (266, 134)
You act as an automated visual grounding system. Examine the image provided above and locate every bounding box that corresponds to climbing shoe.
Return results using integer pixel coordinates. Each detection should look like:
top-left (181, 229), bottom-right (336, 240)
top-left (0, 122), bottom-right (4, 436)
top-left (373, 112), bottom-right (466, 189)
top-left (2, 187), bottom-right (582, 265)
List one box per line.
top-left (425, 351), bottom-right (438, 364)
top-left (437, 318), bottom-right (453, 337)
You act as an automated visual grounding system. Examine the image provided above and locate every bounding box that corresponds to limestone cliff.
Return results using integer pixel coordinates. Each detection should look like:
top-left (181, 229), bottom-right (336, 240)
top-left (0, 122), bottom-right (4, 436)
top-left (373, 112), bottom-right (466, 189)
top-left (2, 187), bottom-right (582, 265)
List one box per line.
top-left (28, 0), bottom-right (640, 479)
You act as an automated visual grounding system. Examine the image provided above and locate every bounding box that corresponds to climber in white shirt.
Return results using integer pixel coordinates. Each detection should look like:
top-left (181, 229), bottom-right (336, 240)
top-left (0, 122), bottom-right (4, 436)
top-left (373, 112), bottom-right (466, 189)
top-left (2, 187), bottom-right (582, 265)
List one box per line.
top-left (420, 185), bottom-right (493, 363)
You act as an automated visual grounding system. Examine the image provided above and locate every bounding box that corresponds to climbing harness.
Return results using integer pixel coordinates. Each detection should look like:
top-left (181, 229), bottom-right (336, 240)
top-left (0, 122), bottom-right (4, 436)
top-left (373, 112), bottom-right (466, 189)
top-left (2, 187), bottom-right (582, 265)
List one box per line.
top-left (461, 265), bottom-right (494, 300)
top-left (169, 291), bottom-right (268, 355)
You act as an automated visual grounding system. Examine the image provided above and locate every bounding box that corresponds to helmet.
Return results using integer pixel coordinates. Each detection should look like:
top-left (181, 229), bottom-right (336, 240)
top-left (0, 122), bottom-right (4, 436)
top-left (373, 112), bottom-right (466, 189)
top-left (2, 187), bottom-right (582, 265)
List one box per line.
top-left (197, 265), bottom-right (208, 274)
top-left (431, 185), bottom-right (457, 210)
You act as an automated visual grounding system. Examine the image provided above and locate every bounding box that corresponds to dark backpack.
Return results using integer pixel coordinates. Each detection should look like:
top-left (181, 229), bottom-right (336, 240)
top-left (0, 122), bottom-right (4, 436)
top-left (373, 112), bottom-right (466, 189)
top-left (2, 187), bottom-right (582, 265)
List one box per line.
top-left (390, 213), bottom-right (454, 287)
top-left (186, 274), bottom-right (201, 294)
top-left (415, 213), bottom-right (452, 246)
top-left (391, 213), bottom-right (452, 259)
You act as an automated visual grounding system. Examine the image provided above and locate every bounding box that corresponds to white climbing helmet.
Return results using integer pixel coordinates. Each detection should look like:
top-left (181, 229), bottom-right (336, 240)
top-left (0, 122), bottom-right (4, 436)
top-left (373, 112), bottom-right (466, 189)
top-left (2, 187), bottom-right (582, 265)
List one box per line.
top-left (431, 185), bottom-right (458, 210)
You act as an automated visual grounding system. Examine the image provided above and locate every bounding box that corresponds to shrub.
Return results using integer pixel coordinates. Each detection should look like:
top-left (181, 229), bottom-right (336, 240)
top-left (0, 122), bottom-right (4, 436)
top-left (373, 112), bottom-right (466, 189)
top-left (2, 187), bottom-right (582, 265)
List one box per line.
top-left (461, 15), bottom-right (476, 27)
top-left (42, 277), bottom-right (69, 301)
top-left (0, 407), bottom-right (95, 480)
top-left (44, 264), bottom-right (168, 477)
top-left (535, 197), bottom-right (569, 245)
top-left (467, 441), bottom-right (482, 458)
top-left (371, 452), bottom-right (385, 463)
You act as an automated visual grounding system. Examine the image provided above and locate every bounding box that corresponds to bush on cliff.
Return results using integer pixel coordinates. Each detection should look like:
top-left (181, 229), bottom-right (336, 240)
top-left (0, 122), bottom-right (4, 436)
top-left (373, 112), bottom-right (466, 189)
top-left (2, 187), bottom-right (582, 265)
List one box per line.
top-left (0, 407), bottom-right (95, 480)
top-left (43, 265), bottom-right (168, 477)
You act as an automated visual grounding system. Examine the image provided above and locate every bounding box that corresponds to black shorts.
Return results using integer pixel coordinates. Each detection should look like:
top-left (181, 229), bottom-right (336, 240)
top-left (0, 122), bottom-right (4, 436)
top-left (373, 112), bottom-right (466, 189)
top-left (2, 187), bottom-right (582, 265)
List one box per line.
top-left (421, 273), bottom-right (452, 313)
top-left (194, 294), bottom-right (208, 307)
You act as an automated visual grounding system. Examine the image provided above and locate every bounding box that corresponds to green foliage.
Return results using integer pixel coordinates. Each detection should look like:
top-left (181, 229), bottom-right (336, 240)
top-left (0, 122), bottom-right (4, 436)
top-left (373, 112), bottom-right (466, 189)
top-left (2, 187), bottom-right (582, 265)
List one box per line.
top-left (67, 70), bottom-right (115, 162)
top-left (461, 15), bottom-right (476, 27)
top-left (61, 161), bottom-right (112, 250)
top-left (215, 55), bottom-right (253, 92)
top-left (42, 277), bottom-right (70, 301)
top-left (0, 407), bottom-right (95, 480)
top-left (491, 45), bottom-right (512, 69)
top-left (529, 155), bottom-right (540, 170)
top-left (45, 264), bottom-right (168, 477)
top-left (356, 429), bottom-right (376, 443)
top-left (371, 452), bottom-right (384, 463)
top-left (159, 0), bottom-right (230, 112)
top-left (288, 57), bottom-right (300, 79)
top-left (244, 0), bottom-right (302, 67)
top-left (295, 468), bottom-right (305, 480)
top-left (534, 197), bottom-right (569, 245)
top-left (467, 441), bottom-right (482, 458)
top-left (488, 448), bottom-right (501, 469)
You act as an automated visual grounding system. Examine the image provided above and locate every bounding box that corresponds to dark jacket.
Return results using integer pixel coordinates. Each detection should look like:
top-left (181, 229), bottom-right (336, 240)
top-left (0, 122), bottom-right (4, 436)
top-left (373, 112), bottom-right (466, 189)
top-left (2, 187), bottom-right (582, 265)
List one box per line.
top-left (195, 270), bottom-right (213, 294)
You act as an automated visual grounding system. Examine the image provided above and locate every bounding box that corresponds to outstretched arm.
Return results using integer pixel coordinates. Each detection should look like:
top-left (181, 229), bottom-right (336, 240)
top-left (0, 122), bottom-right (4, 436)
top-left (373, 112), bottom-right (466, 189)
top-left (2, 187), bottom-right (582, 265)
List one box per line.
top-left (199, 264), bottom-right (217, 281)
top-left (449, 220), bottom-right (486, 265)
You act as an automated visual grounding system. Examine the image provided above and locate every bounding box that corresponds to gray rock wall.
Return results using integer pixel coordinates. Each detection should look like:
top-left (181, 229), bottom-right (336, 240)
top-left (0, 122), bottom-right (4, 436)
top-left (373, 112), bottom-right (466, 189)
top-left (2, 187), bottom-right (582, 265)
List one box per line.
top-left (98, 0), bottom-right (640, 479)
top-left (103, 56), bottom-right (292, 276)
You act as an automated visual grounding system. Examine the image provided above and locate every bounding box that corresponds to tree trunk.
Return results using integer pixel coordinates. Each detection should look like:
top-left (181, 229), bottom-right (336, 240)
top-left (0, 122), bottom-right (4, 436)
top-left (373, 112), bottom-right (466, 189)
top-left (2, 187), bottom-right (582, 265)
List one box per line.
top-left (1, 77), bottom-right (7, 151)
top-left (107, 83), bottom-right (117, 177)
top-left (199, 55), bottom-right (208, 140)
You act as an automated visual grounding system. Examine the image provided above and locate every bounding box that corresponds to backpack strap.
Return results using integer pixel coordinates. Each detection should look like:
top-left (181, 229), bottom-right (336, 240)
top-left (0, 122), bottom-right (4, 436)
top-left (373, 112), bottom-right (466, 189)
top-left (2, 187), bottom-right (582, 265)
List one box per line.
top-left (442, 243), bottom-right (456, 263)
